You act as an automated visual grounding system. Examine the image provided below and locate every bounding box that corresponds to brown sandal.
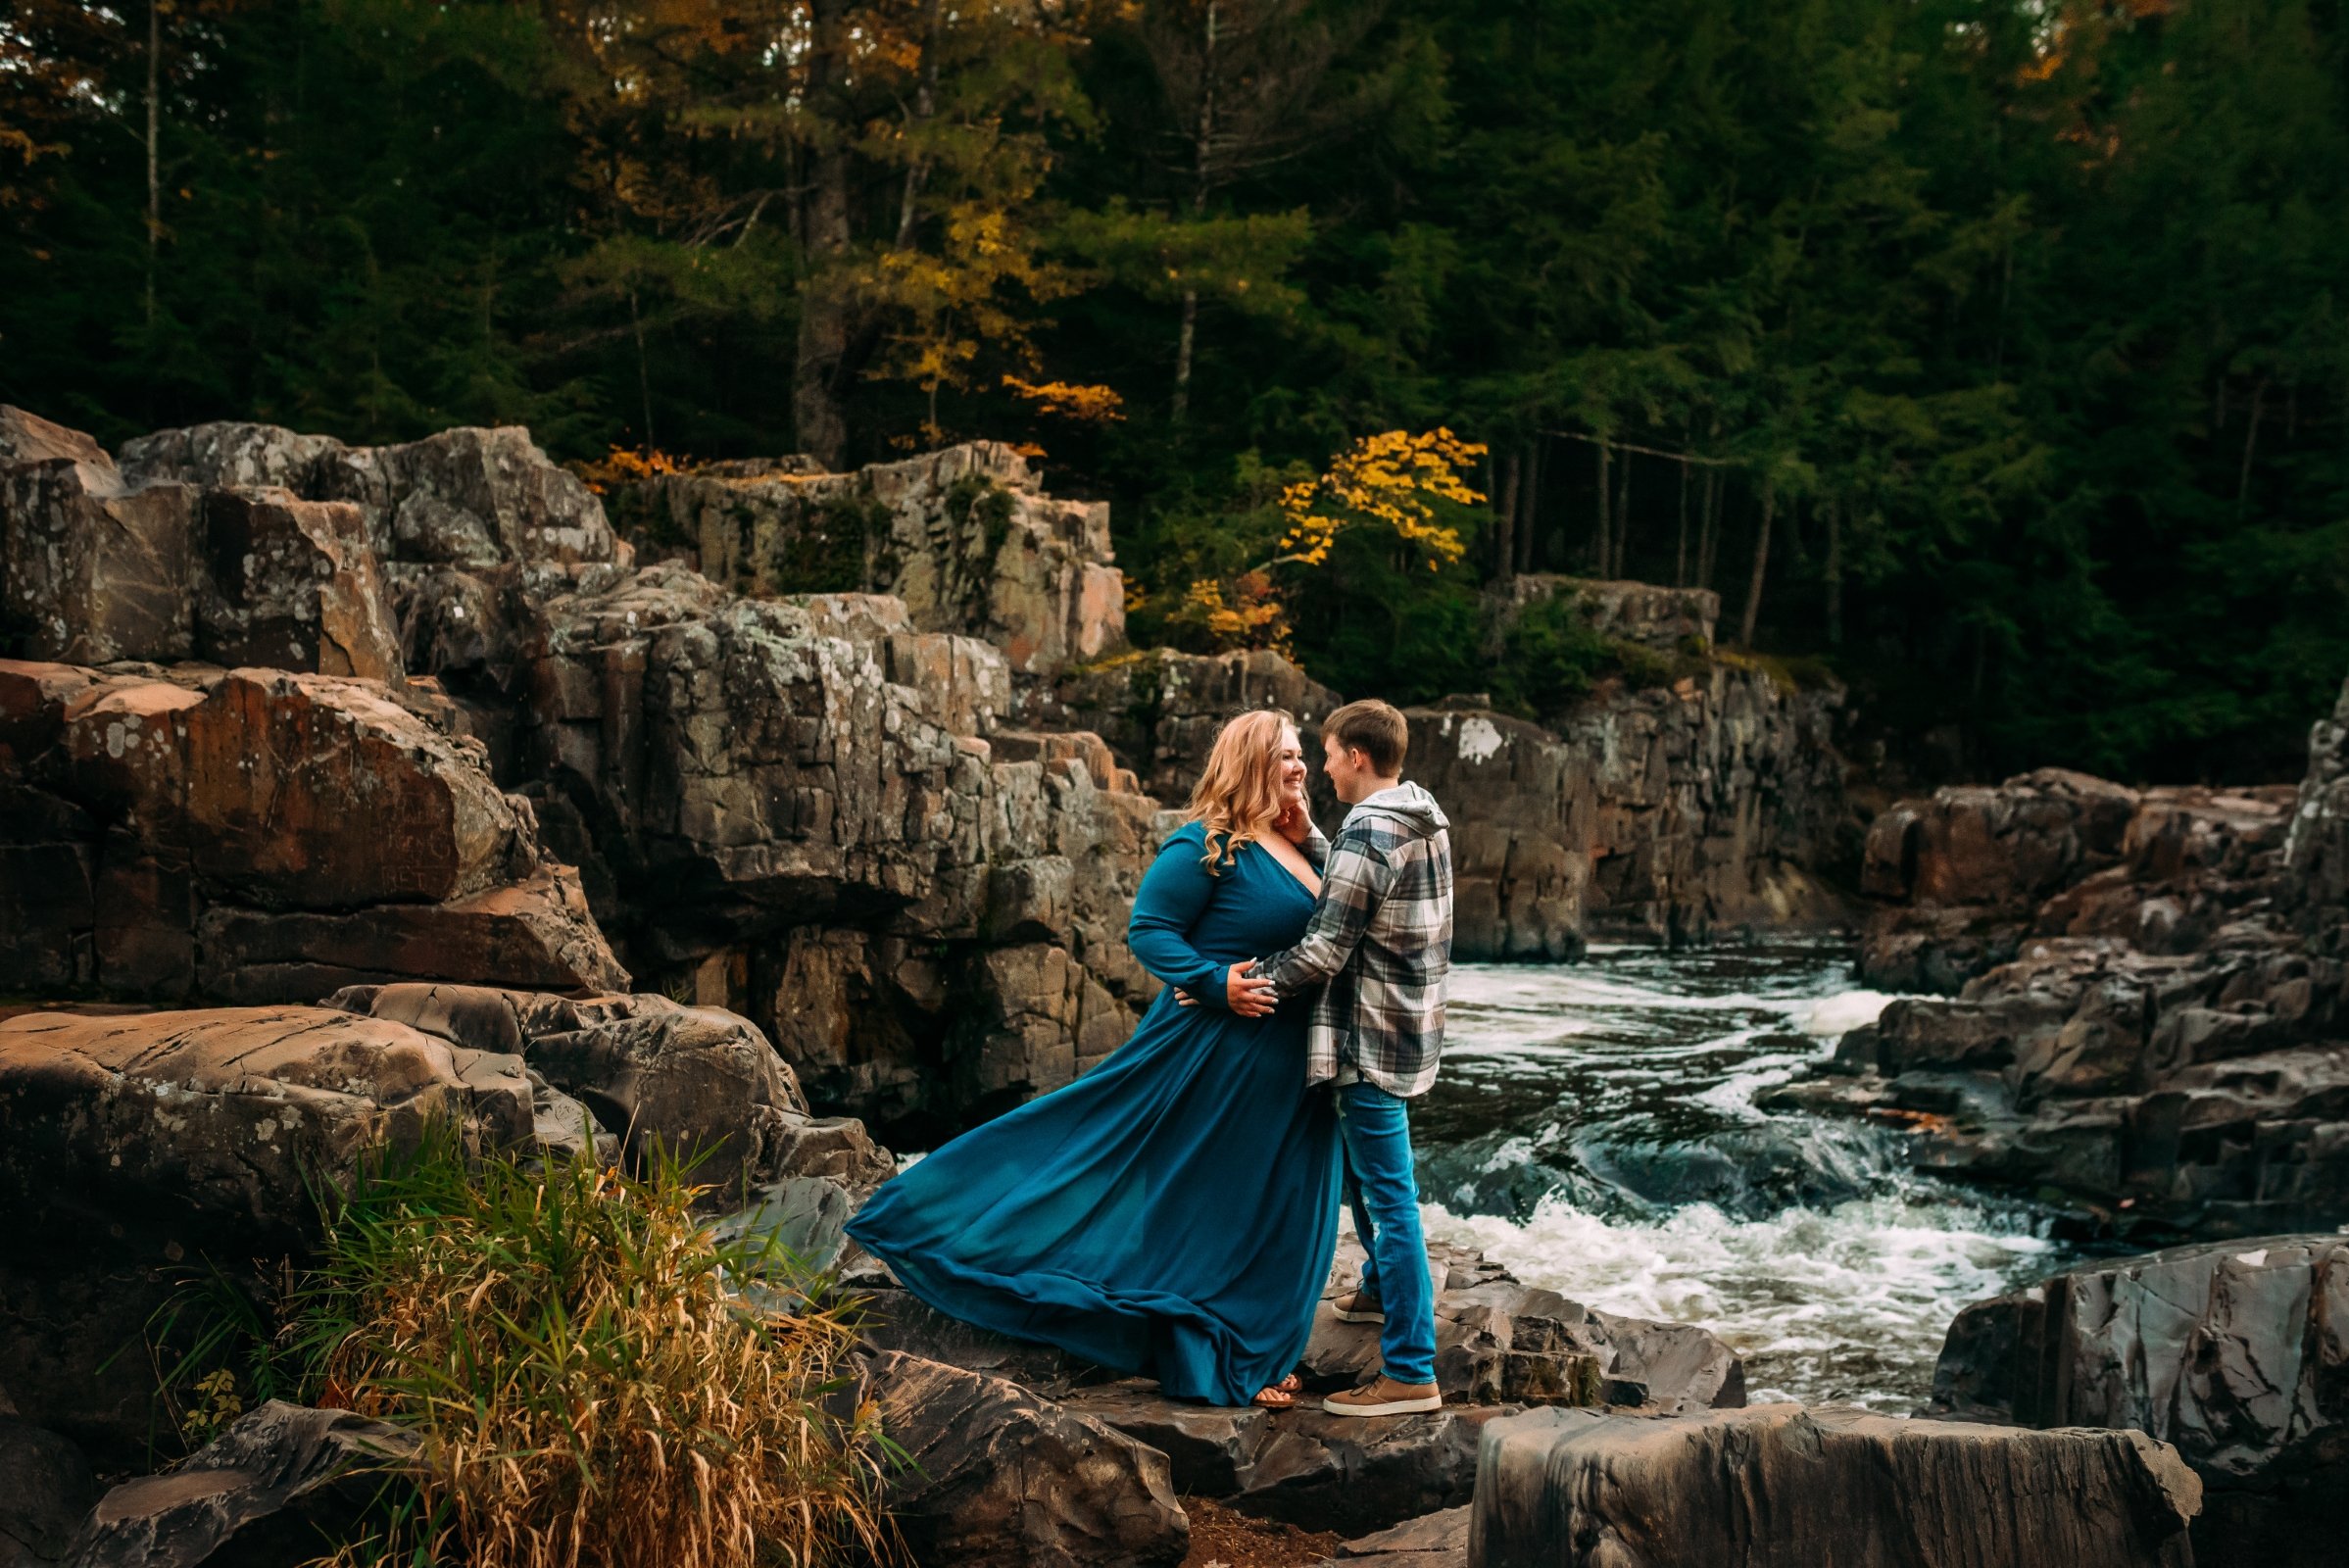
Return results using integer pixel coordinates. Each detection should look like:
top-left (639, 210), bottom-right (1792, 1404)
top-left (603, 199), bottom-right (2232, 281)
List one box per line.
top-left (1251, 1374), bottom-right (1305, 1408)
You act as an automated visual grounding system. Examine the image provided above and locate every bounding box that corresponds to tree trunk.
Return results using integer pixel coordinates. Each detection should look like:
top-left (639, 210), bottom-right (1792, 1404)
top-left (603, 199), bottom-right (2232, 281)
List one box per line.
top-left (2238, 376), bottom-right (2268, 518)
top-left (1824, 498), bottom-right (1842, 646)
top-left (1611, 442), bottom-right (1633, 577)
top-left (1737, 480), bottom-right (1775, 648)
top-left (1516, 438), bottom-right (1542, 574)
top-left (1492, 452), bottom-right (1520, 583)
top-left (1674, 456), bottom-right (1689, 587)
top-left (1696, 468), bottom-right (1719, 590)
top-left (1172, 1), bottom-right (1221, 424)
top-left (1591, 440), bottom-right (1611, 576)
top-left (146, 0), bottom-right (161, 328)
top-left (893, 0), bottom-right (944, 249)
top-left (793, 0), bottom-right (856, 467)
top-left (629, 289), bottom-right (655, 448)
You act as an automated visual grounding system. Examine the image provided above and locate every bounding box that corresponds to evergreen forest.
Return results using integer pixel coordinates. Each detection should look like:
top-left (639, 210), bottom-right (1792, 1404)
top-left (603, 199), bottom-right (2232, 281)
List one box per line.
top-left (7, 0), bottom-right (2347, 782)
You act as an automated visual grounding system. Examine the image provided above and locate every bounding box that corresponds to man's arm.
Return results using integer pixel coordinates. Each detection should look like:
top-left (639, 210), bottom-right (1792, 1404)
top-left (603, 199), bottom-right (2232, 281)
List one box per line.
top-left (1255, 833), bottom-right (1393, 996)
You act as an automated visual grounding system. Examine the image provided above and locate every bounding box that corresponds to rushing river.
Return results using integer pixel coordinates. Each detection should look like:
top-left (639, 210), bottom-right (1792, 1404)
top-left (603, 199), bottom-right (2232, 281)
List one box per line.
top-left (1410, 941), bottom-right (2073, 1410)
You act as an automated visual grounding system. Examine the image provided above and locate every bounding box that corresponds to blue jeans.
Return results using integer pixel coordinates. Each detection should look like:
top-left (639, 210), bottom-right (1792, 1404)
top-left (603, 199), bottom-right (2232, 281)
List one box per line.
top-left (1336, 1081), bottom-right (1437, 1387)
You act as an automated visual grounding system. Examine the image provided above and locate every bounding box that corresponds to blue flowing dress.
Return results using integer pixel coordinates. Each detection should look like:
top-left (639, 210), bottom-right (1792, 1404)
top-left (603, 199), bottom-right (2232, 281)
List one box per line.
top-left (844, 821), bottom-right (1343, 1406)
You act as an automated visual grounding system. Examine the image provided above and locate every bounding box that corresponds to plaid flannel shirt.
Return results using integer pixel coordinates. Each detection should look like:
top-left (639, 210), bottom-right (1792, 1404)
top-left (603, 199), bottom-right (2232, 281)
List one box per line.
top-left (1256, 782), bottom-right (1454, 1098)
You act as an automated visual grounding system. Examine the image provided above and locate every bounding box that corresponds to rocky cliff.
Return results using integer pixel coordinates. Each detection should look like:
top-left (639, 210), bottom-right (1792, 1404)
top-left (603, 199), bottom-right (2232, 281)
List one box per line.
top-left (1770, 677), bottom-right (2349, 1240)
top-left (3, 406), bottom-right (1855, 1140)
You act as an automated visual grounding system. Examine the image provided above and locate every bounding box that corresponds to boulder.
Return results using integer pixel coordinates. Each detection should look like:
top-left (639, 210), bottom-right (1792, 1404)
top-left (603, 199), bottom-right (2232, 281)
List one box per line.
top-left (64, 1401), bottom-right (417, 1568)
top-left (122, 420), bottom-right (623, 569)
top-left (1469, 1403), bottom-right (2202, 1568)
top-left (0, 455), bottom-right (192, 665)
top-left (320, 981), bottom-right (885, 1196)
top-left (858, 1348), bottom-right (1188, 1568)
top-left (0, 659), bottom-right (625, 1003)
top-left (1931, 1236), bottom-right (2349, 1568)
top-left (0, 1417), bottom-right (94, 1568)
top-left (1306, 1235), bottom-right (1739, 1414)
top-left (1857, 772), bottom-right (2290, 992)
top-left (0, 406), bottom-right (110, 469)
top-left (0, 1004), bottom-right (605, 1242)
top-left (191, 488), bottom-right (400, 682)
top-left (0, 1004), bottom-right (607, 1456)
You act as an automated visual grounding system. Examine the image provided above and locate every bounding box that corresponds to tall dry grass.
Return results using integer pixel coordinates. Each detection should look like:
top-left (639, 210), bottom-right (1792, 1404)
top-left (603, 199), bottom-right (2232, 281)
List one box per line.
top-left (258, 1130), bottom-right (898, 1568)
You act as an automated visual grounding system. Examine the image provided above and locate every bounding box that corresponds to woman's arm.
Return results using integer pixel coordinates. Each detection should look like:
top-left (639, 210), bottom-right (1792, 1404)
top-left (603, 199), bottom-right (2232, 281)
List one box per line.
top-left (1127, 831), bottom-right (1233, 1009)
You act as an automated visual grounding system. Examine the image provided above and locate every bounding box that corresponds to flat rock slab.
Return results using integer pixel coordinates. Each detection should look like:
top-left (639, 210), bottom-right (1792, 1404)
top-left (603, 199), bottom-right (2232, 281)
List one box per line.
top-left (1057, 1381), bottom-right (1508, 1539)
top-left (65, 1400), bottom-right (416, 1568)
top-left (1470, 1403), bottom-right (2201, 1568)
top-left (859, 1348), bottom-right (1186, 1568)
top-left (1334, 1503), bottom-right (1469, 1568)
top-left (0, 1004), bottom-right (602, 1237)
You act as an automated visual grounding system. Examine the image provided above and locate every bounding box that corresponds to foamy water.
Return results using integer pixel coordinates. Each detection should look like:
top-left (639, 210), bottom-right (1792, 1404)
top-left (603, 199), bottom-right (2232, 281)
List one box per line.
top-left (1407, 944), bottom-right (2067, 1410)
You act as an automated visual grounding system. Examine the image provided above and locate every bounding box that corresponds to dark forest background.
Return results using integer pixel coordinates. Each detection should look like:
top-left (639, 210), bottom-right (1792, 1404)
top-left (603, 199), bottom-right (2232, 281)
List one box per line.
top-left (6, 0), bottom-right (2347, 784)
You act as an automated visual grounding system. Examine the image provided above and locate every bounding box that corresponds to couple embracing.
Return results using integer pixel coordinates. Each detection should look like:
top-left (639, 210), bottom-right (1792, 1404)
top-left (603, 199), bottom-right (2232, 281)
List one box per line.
top-left (847, 700), bottom-right (1455, 1415)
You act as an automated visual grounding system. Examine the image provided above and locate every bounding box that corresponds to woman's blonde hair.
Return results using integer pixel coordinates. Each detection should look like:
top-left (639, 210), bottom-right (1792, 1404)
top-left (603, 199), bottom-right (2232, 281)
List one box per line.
top-left (1185, 709), bottom-right (1300, 872)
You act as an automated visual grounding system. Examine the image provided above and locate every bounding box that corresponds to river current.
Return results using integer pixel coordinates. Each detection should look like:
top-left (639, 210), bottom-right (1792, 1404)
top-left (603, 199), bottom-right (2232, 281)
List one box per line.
top-left (1409, 941), bottom-right (2073, 1410)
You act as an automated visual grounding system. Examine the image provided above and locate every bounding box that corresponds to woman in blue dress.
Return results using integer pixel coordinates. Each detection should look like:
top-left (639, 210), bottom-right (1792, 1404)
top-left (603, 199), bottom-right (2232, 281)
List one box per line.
top-left (844, 710), bottom-right (1342, 1408)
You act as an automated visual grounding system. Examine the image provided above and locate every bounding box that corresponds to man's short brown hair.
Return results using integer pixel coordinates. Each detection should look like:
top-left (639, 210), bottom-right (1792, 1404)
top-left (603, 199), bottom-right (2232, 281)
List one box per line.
top-left (1323, 699), bottom-right (1408, 776)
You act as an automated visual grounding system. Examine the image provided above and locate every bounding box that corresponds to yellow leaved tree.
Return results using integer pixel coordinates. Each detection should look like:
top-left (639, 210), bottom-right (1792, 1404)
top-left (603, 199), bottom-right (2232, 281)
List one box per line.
top-left (1163, 428), bottom-right (1485, 656)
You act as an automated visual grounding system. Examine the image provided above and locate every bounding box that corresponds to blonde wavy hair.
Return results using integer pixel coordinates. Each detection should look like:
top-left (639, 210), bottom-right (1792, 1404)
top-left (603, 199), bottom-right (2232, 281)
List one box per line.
top-left (1185, 709), bottom-right (1300, 872)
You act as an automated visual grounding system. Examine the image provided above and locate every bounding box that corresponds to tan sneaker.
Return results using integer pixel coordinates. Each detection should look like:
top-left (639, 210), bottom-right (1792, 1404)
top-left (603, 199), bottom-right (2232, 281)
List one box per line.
top-left (1322, 1375), bottom-right (1442, 1417)
top-left (1332, 1290), bottom-right (1385, 1324)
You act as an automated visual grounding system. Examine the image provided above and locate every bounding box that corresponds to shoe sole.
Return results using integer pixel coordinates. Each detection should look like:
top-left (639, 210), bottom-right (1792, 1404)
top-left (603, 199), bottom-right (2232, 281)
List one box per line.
top-left (1331, 1308), bottom-right (1386, 1324)
top-left (1322, 1394), bottom-right (1443, 1417)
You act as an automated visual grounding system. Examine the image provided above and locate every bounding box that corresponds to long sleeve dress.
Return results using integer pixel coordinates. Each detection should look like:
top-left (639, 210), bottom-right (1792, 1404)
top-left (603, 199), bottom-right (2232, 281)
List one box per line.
top-left (843, 820), bottom-right (1343, 1405)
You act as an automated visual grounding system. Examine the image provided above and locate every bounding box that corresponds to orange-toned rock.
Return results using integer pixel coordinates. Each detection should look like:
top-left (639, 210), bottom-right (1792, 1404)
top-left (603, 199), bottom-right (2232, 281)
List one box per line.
top-left (0, 658), bottom-right (625, 1001)
top-left (193, 487), bottom-right (401, 681)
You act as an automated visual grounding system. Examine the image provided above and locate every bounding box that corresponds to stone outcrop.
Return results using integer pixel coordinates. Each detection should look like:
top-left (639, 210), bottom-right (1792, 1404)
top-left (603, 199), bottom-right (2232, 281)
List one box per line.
top-left (1930, 1236), bottom-right (2349, 1568)
top-left (0, 659), bottom-right (623, 1003)
top-left (1303, 1236), bottom-right (1740, 1415)
top-left (850, 1229), bottom-right (1744, 1540)
top-left (1778, 676), bottom-right (2349, 1239)
top-left (1469, 1402), bottom-right (2202, 1568)
top-left (1859, 769), bottom-right (2294, 991)
top-left (481, 566), bottom-right (1161, 1136)
top-left (0, 1004), bottom-right (608, 1460)
top-left (120, 419), bottom-right (625, 570)
top-left (857, 1348), bottom-right (1189, 1568)
top-left (1409, 670), bottom-right (1848, 957)
top-left (320, 980), bottom-right (897, 1197)
top-left (621, 441), bottom-right (1121, 674)
top-left (1035, 594), bottom-right (1852, 960)
top-left (1031, 647), bottom-right (1345, 802)
top-left (64, 1400), bottom-right (417, 1568)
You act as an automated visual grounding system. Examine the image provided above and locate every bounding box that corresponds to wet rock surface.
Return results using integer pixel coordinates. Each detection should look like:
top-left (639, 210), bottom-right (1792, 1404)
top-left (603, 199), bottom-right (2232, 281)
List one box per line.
top-left (857, 1348), bottom-right (1188, 1568)
top-left (1470, 1402), bottom-right (2201, 1568)
top-left (64, 1400), bottom-right (417, 1568)
top-left (1931, 1236), bottom-right (2349, 1568)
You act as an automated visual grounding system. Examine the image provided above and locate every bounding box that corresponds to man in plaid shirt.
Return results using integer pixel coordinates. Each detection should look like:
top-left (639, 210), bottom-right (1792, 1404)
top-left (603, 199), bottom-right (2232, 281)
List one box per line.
top-left (1229, 698), bottom-right (1454, 1417)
